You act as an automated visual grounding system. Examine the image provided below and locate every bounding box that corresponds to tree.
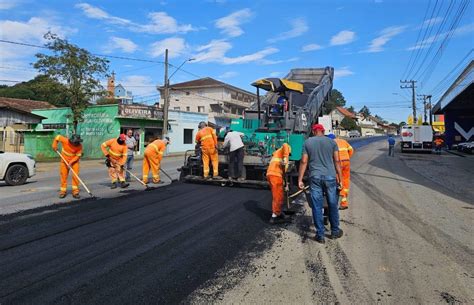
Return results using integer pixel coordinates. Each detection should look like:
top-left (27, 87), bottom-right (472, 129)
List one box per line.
top-left (324, 89), bottom-right (346, 114)
top-left (398, 121), bottom-right (407, 127)
top-left (340, 117), bottom-right (358, 130)
top-left (347, 106), bottom-right (355, 113)
top-left (359, 105), bottom-right (371, 117)
top-left (34, 32), bottom-right (109, 133)
top-left (96, 97), bottom-right (119, 105)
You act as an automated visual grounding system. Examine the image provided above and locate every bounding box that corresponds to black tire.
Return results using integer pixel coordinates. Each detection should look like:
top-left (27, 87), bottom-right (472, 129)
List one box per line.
top-left (5, 164), bottom-right (29, 186)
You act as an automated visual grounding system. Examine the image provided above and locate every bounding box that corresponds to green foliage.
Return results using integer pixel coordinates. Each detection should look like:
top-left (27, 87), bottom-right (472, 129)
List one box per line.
top-left (398, 121), bottom-right (407, 127)
top-left (33, 32), bottom-right (109, 133)
top-left (96, 97), bottom-right (119, 105)
top-left (340, 117), bottom-right (358, 130)
top-left (359, 105), bottom-right (371, 117)
top-left (0, 75), bottom-right (71, 107)
top-left (346, 106), bottom-right (355, 113)
top-left (324, 89), bottom-right (346, 114)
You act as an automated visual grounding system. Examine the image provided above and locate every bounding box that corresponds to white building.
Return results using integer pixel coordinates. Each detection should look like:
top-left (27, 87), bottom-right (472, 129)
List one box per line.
top-left (159, 77), bottom-right (256, 127)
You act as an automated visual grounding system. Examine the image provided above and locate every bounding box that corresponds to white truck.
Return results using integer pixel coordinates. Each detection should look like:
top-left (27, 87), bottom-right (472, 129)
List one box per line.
top-left (400, 125), bottom-right (433, 153)
top-left (0, 151), bottom-right (36, 185)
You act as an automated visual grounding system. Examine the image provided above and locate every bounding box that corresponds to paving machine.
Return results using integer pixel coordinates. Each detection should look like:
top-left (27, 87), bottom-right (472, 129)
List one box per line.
top-left (178, 67), bottom-right (334, 188)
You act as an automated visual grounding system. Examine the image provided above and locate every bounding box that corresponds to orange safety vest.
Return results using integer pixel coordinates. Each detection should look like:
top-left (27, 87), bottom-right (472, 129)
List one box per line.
top-left (335, 138), bottom-right (353, 161)
top-left (52, 135), bottom-right (83, 163)
top-left (195, 127), bottom-right (217, 149)
top-left (145, 139), bottom-right (166, 157)
top-left (101, 138), bottom-right (127, 164)
top-left (434, 139), bottom-right (444, 146)
top-left (266, 143), bottom-right (291, 178)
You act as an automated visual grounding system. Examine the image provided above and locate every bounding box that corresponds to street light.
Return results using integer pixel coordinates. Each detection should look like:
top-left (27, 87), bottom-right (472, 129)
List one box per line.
top-left (168, 58), bottom-right (195, 81)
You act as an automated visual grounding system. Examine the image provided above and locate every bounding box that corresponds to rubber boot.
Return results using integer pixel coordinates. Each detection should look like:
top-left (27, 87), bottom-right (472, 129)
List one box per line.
top-left (120, 181), bottom-right (130, 188)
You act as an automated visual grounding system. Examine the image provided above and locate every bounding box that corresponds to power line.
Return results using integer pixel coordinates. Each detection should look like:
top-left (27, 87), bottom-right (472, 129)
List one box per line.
top-left (429, 49), bottom-right (473, 95)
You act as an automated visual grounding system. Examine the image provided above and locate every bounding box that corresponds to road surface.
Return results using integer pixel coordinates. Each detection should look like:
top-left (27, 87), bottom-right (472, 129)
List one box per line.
top-left (0, 138), bottom-right (472, 304)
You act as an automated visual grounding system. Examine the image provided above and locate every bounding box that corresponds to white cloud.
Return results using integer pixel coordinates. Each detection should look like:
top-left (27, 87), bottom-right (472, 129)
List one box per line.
top-left (0, 17), bottom-right (75, 61)
top-left (218, 71), bottom-right (238, 79)
top-left (215, 8), bottom-right (253, 37)
top-left (76, 3), bottom-right (196, 34)
top-left (193, 39), bottom-right (279, 65)
top-left (150, 37), bottom-right (187, 58)
top-left (330, 30), bottom-right (356, 46)
top-left (0, 0), bottom-right (21, 10)
top-left (407, 23), bottom-right (474, 51)
top-left (364, 25), bottom-right (407, 53)
top-left (301, 43), bottom-right (322, 52)
top-left (117, 75), bottom-right (158, 98)
top-left (334, 67), bottom-right (354, 78)
top-left (260, 57), bottom-right (299, 65)
top-left (267, 18), bottom-right (308, 43)
top-left (104, 36), bottom-right (138, 53)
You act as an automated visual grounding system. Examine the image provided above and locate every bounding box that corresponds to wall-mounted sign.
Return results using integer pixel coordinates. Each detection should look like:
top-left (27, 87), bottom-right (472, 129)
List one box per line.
top-left (43, 123), bottom-right (66, 130)
top-left (118, 104), bottom-right (163, 120)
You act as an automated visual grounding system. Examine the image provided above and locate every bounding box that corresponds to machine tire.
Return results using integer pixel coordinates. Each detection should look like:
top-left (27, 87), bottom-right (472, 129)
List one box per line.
top-left (5, 164), bottom-right (28, 186)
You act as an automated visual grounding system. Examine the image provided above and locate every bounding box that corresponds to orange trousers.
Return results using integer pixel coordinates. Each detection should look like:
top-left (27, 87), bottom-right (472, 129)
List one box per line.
top-left (108, 161), bottom-right (125, 183)
top-left (142, 154), bottom-right (162, 183)
top-left (60, 161), bottom-right (80, 195)
top-left (267, 175), bottom-right (284, 216)
top-left (339, 160), bottom-right (351, 207)
top-left (202, 147), bottom-right (219, 177)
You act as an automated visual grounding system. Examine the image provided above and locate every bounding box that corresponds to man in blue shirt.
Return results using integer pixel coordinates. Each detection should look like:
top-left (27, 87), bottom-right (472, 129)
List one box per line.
top-left (388, 135), bottom-right (395, 157)
top-left (298, 123), bottom-right (343, 244)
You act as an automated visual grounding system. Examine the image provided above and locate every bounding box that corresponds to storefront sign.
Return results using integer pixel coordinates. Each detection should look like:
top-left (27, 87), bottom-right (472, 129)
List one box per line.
top-left (118, 104), bottom-right (163, 120)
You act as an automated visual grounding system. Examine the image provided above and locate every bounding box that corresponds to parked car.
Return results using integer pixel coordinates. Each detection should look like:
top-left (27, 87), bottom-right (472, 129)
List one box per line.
top-left (0, 151), bottom-right (36, 185)
top-left (457, 142), bottom-right (474, 154)
top-left (348, 130), bottom-right (361, 138)
top-left (365, 132), bottom-right (374, 137)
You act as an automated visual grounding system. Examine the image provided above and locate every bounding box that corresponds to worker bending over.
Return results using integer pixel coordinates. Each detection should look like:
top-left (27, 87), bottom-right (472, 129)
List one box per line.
top-left (143, 137), bottom-right (170, 184)
top-left (102, 134), bottom-right (129, 189)
top-left (196, 122), bottom-right (222, 179)
top-left (52, 134), bottom-right (83, 199)
top-left (267, 143), bottom-right (292, 224)
top-left (328, 134), bottom-right (353, 210)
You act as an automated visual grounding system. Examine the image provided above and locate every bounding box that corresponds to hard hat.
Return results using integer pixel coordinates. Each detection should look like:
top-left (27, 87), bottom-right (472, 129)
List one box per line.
top-left (312, 123), bottom-right (325, 132)
top-left (327, 133), bottom-right (336, 139)
top-left (118, 134), bottom-right (126, 141)
top-left (69, 134), bottom-right (83, 145)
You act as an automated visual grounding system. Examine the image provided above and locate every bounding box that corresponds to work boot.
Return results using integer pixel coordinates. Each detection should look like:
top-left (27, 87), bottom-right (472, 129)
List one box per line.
top-left (111, 182), bottom-right (118, 189)
top-left (213, 175), bottom-right (223, 180)
top-left (329, 229), bottom-right (344, 240)
top-left (72, 194), bottom-right (80, 199)
top-left (59, 193), bottom-right (66, 199)
top-left (314, 236), bottom-right (325, 244)
top-left (153, 180), bottom-right (164, 184)
top-left (120, 181), bottom-right (130, 188)
top-left (203, 176), bottom-right (211, 180)
top-left (269, 214), bottom-right (291, 224)
top-left (339, 205), bottom-right (348, 210)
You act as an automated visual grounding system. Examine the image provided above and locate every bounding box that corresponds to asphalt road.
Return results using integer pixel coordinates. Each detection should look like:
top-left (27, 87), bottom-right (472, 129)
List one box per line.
top-left (1, 136), bottom-right (472, 304)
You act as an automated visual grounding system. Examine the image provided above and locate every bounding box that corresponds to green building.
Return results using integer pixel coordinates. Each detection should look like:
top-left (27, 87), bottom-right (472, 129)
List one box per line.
top-left (25, 104), bottom-right (163, 160)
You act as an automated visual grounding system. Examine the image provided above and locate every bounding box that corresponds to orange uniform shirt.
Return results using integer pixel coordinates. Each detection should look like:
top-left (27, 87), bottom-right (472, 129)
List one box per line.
top-left (52, 135), bottom-right (83, 164)
top-left (195, 127), bottom-right (217, 149)
top-left (434, 139), bottom-right (444, 146)
top-left (266, 143), bottom-right (291, 178)
top-left (101, 138), bottom-right (127, 165)
top-left (145, 139), bottom-right (166, 157)
top-left (335, 138), bottom-right (353, 161)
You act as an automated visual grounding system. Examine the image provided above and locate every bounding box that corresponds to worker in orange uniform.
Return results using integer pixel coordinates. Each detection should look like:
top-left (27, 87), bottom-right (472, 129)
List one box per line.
top-left (434, 136), bottom-right (444, 155)
top-left (143, 137), bottom-right (170, 184)
top-left (267, 143), bottom-right (292, 224)
top-left (52, 134), bottom-right (83, 199)
top-left (101, 134), bottom-right (129, 189)
top-left (328, 134), bottom-right (353, 210)
top-left (196, 122), bottom-right (222, 179)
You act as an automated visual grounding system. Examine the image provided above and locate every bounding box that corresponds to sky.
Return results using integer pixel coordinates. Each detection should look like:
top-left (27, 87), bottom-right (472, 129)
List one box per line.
top-left (0, 0), bottom-right (473, 123)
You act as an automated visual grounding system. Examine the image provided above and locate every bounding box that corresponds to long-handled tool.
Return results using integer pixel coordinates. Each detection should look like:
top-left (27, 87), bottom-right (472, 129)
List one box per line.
top-left (289, 185), bottom-right (309, 199)
top-left (56, 150), bottom-right (95, 198)
top-left (160, 167), bottom-right (178, 183)
top-left (123, 168), bottom-right (153, 190)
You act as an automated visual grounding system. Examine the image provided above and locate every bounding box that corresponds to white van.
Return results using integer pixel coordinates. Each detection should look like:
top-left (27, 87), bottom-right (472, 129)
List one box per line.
top-left (400, 125), bottom-right (433, 153)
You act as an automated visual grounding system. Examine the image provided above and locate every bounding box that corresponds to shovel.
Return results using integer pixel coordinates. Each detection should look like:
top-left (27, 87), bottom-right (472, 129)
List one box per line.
top-left (123, 168), bottom-right (155, 191)
top-left (56, 150), bottom-right (95, 198)
top-left (160, 167), bottom-right (178, 183)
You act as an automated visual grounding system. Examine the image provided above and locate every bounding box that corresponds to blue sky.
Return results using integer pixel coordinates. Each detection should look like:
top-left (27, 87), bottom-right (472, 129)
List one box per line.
top-left (1, 0), bottom-right (473, 123)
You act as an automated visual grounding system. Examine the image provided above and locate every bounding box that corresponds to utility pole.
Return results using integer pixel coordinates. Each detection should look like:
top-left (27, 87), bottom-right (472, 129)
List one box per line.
top-left (427, 95), bottom-right (432, 125)
top-left (400, 80), bottom-right (417, 124)
top-left (162, 49), bottom-right (169, 139)
top-left (417, 94), bottom-right (428, 123)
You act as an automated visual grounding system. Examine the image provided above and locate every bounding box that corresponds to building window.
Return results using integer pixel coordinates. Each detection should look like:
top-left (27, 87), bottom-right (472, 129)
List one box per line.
top-left (198, 106), bottom-right (205, 113)
top-left (186, 106), bottom-right (190, 111)
top-left (174, 107), bottom-right (180, 110)
top-left (183, 129), bottom-right (193, 144)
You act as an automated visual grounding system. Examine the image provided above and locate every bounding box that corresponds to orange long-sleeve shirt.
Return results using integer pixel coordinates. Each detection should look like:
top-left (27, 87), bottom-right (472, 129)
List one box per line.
top-left (52, 135), bottom-right (83, 164)
top-left (335, 138), bottom-right (353, 161)
top-left (266, 143), bottom-right (291, 178)
top-left (101, 138), bottom-right (127, 165)
top-left (195, 127), bottom-right (217, 149)
top-left (145, 139), bottom-right (166, 158)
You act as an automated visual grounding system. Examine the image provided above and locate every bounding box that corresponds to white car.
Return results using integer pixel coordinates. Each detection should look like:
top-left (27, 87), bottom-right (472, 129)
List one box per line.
top-left (365, 132), bottom-right (374, 137)
top-left (0, 151), bottom-right (36, 185)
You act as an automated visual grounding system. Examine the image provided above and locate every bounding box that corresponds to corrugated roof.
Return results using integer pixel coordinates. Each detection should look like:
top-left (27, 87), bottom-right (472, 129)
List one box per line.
top-left (335, 106), bottom-right (356, 118)
top-left (0, 97), bottom-right (55, 113)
